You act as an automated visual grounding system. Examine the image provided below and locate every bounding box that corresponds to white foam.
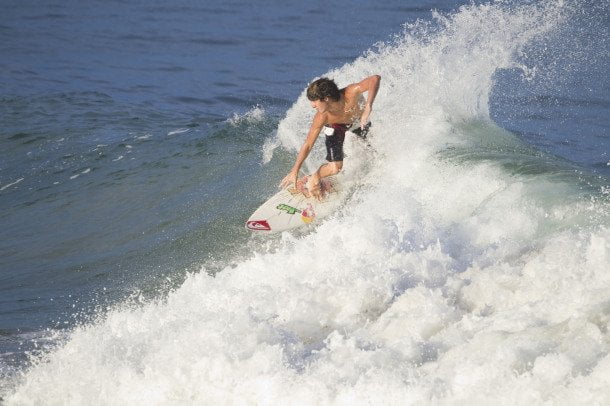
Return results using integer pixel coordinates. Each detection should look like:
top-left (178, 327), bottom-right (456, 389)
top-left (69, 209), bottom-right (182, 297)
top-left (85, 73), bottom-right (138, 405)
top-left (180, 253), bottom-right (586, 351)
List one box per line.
top-left (167, 128), bottom-right (190, 136)
top-left (0, 178), bottom-right (24, 191)
top-left (228, 105), bottom-right (266, 126)
top-left (5, 1), bottom-right (610, 404)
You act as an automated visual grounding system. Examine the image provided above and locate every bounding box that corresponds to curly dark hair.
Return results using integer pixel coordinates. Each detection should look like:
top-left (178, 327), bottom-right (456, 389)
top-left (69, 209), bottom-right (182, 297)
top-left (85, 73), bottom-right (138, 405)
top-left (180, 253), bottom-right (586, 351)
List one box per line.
top-left (306, 77), bottom-right (341, 101)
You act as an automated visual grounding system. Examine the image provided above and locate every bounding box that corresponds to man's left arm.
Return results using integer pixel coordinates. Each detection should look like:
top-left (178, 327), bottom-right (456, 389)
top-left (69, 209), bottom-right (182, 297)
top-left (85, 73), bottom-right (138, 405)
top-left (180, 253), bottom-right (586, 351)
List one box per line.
top-left (356, 75), bottom-right (381, 128)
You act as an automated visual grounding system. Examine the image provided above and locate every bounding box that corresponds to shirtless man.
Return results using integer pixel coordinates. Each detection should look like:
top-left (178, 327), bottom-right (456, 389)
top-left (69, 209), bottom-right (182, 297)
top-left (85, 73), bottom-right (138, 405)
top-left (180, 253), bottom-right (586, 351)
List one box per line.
top-left (279, 75), bottom-right (381, 198)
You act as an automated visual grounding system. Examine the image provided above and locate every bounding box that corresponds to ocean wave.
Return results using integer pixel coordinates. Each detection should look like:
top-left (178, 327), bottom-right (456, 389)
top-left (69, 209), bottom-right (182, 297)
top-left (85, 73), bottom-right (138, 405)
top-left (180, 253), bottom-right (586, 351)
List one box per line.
top-left (4, 1), bottom-right (609, 404)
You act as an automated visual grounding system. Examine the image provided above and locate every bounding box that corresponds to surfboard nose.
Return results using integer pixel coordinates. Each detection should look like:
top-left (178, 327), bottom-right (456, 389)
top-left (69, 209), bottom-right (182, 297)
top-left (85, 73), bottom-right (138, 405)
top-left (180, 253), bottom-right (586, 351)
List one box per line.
top-left (246, 220), bottom-right (271, 231)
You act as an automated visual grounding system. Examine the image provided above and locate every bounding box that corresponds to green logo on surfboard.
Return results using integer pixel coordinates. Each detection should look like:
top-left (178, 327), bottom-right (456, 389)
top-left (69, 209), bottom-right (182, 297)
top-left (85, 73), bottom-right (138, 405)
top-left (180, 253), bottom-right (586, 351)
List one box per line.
top-left (277, 203), bottom-right (300, 215)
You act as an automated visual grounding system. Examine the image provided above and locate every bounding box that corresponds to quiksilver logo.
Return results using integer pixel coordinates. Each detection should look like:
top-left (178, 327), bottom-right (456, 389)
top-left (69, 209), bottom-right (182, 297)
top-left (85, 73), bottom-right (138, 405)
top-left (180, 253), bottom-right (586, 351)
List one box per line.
top-left (246, 220), bottom-right (271, 231)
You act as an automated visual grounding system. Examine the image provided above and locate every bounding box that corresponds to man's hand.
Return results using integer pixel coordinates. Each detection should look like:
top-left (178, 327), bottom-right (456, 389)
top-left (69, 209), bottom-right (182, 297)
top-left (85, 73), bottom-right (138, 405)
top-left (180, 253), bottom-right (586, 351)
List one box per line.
top-left (280, 171), bottom-right (298, 189)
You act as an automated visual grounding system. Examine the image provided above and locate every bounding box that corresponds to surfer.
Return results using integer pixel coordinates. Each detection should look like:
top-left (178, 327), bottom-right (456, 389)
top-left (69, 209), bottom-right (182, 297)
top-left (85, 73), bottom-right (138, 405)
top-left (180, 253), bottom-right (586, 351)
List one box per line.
top-left (279, 75), bottom-right (381, 199)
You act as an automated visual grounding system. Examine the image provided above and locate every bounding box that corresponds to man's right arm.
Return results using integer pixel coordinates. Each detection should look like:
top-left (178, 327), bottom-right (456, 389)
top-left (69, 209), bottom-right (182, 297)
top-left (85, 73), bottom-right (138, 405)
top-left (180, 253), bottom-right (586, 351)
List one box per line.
top-left (280, 112), bottom-right (326, 189)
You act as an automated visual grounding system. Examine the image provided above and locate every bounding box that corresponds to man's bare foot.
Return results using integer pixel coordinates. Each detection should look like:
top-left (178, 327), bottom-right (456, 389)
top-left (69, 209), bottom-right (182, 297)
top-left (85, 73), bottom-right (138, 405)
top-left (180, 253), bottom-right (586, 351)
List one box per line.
top-left (296, 176), bottom-right (312, 197)
top-left (307, 176), bottom-right (324, 200)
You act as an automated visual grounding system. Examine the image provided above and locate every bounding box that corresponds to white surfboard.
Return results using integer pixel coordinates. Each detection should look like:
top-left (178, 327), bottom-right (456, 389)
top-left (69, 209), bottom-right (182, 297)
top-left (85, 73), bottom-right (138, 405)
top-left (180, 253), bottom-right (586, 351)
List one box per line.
top-left (246, 176), bottom-right (344, 233)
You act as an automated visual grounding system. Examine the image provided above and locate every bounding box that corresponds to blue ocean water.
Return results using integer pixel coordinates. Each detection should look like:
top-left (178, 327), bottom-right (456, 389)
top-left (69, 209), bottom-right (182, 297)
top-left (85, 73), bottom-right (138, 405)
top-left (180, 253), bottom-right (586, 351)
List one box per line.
top-left (1, 0), bottom-right (609, 403)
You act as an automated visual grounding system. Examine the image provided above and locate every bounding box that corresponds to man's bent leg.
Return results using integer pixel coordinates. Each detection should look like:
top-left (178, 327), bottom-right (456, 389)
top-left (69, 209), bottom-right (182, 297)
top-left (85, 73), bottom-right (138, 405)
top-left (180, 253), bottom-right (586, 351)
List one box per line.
top-left (318, 161), bottom-right (342, 178)
top-left (309, 161), bottom-right (342, 199)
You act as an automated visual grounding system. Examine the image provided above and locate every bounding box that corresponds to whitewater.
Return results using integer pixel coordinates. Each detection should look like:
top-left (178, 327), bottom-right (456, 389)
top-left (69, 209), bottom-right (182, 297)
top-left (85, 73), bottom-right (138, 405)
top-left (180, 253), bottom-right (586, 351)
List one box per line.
top-left (3, 1), bottom-right (609, 404)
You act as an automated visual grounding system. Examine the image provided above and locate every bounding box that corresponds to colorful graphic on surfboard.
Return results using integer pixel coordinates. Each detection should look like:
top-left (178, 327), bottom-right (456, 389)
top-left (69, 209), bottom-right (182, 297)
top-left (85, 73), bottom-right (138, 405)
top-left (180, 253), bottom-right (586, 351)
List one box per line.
top-left (246, 176), bottom-right (344, 233)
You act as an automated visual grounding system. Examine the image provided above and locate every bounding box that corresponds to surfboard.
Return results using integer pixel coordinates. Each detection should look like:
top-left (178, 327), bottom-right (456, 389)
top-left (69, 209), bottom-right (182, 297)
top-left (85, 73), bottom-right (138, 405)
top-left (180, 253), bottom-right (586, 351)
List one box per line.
top-left (246, 176), bottom-right (344, 233)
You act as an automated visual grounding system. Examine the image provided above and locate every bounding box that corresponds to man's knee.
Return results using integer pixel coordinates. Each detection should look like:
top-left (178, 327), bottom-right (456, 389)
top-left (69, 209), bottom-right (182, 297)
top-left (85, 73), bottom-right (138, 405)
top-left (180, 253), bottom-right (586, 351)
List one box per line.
top-left (329, 161), bottom-right (342, 174)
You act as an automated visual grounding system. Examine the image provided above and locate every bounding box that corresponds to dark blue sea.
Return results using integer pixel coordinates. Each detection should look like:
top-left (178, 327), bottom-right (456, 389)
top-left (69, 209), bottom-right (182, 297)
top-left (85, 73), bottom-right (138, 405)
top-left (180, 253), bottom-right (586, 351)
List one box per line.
top-left (1, 0), bottom-right (609, 403)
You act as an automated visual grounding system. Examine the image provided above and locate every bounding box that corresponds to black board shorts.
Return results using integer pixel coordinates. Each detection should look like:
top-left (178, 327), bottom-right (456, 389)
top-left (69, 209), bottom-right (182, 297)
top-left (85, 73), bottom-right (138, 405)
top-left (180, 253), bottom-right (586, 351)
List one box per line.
top-left (325, 129), bottom-right (345, 161)
top-left (324, 122), bottom-right (371, 162)
top-left (351, 122), bottom-right (371, 139)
